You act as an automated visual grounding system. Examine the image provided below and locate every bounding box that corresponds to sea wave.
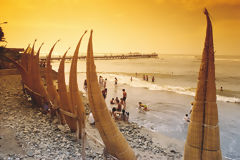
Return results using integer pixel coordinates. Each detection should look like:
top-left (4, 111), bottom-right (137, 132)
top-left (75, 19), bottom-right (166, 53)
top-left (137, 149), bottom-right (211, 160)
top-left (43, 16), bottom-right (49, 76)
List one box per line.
top-left (101, 73), bottom-right (240, 103)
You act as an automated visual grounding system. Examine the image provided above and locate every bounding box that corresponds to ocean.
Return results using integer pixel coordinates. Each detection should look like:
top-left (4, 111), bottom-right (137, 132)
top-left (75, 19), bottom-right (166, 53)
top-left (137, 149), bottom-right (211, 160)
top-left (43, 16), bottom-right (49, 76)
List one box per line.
top-left (52, 54), bottom-right (240, 159)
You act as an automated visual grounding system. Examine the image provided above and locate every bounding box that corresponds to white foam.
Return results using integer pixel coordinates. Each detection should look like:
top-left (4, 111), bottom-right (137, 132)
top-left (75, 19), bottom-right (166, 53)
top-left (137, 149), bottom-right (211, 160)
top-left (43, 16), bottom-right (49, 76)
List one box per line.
top-left (100, 73), bottom-right (240, 103)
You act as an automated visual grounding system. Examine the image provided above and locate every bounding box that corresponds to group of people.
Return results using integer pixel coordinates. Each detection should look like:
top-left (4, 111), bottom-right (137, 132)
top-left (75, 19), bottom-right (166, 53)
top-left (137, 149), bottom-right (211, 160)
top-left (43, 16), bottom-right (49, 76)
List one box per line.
top-left (98, 76), bottom-right (108, 99)
top-left (110, 89), bottom-right (129, 121)
top-left (99, 76), bottom-right (107, 88)
top-left (143, 74), bottom-right (155, 82)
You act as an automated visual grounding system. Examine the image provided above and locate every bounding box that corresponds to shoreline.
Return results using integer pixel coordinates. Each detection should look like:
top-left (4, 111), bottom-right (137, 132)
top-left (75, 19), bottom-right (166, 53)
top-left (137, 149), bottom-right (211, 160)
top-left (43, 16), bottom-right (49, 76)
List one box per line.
top-left (0, 74), bottom-right (183, 159)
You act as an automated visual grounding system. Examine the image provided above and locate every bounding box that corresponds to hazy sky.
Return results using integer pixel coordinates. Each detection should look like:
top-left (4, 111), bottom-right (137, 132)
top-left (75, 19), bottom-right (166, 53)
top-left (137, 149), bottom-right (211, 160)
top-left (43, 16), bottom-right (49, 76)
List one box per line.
top-left (1, 0), bottom-right (240, 56)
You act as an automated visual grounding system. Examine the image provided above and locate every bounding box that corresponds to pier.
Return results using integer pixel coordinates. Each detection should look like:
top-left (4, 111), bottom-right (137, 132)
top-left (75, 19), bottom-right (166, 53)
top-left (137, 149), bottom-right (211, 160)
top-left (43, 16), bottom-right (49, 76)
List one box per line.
top-left (39, 53), bottom-right (158, 62)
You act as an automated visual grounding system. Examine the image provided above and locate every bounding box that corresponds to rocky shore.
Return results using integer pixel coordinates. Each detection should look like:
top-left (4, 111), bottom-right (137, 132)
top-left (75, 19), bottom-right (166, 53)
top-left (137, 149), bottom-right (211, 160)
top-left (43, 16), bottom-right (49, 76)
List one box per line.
top-left (0, 74), bottom-right (183, 160)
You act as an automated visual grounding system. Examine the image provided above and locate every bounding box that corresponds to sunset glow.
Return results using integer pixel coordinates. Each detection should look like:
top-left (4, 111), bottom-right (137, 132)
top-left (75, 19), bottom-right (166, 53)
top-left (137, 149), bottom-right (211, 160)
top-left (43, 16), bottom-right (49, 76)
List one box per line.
top-left (1, 0), bottom-right (240, 55)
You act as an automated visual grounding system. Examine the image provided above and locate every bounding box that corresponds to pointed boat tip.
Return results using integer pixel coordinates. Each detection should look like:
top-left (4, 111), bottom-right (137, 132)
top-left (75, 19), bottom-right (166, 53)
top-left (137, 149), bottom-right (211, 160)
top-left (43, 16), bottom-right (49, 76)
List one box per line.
top-left (204, 8), bottom-right (209, 16)
top-left (63, 47), bottom-right (71, 56)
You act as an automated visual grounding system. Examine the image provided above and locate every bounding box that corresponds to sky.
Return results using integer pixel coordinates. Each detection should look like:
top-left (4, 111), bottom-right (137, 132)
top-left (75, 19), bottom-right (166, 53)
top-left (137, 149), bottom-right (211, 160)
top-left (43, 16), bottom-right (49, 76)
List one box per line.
top-left (0, 0), bottom-right (240, 56)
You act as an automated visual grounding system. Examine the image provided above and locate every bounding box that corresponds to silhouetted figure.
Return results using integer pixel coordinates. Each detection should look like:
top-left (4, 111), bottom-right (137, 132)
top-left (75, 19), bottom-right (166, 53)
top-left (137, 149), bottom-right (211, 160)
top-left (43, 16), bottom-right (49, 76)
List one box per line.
top-left (143, 74), bottom-right (145, 80)
top-left (146, 75), bottom-right (148, 81)
top-left (122, 89), bottom-right (127, 103)
top-left (152, 76), bottom-right (155, 82)
top-left (102, 88), bottom-right (107, 99)
top-left (115, 77), bottom-right (118, 85)
top-left (220, 86), bottom-right (223, 91)
top-left (84, 79), bottom-right (87, 90)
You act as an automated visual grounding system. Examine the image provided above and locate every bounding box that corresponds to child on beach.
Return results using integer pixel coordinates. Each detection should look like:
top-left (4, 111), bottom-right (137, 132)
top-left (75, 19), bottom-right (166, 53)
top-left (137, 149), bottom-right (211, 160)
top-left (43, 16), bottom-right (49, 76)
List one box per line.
top-left (138, 102), bottom-right (149, 111)
top-left (110, 98), bottom-right (115, 104)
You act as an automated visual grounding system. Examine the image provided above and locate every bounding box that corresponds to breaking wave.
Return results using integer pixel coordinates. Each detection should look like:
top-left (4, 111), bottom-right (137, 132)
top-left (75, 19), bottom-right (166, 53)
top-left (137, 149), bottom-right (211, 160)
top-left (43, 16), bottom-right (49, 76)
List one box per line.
top-left (101, 73), bottom-right (240, 103)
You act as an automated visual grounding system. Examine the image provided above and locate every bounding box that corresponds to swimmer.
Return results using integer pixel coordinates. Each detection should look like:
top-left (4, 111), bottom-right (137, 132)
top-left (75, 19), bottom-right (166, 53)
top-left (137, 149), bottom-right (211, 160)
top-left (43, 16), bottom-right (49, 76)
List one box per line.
top-left (138, 102), bottom-right (149, 111)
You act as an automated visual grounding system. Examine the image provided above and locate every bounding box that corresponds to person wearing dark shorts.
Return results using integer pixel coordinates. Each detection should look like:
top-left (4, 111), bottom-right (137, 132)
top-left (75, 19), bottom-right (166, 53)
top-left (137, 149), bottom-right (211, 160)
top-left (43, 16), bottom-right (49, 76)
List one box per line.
top-left (122, 89), bottom-right (127, 103)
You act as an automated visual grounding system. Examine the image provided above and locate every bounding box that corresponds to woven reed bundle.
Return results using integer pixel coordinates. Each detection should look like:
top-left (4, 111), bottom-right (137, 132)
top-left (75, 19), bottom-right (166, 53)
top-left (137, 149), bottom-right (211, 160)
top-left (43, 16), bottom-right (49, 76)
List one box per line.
top-left (69, 31), bottom-right (87, 138)
top-left (31, 43), bottom-right (50, 105)
top-left (27, 43), bottom-right (44, 105)
top-left (86, 30), bottom-right (136, 160)
top-left (20, 44), bottom-right (30, 77)
top-left (184, 9), bottom-right (222, 160)
top-left (57, 49), bottom-right (77, 131)
top-left (46, 40), bottom-right (61, 106)
top-left (26, 41), bottom-right (36, 90)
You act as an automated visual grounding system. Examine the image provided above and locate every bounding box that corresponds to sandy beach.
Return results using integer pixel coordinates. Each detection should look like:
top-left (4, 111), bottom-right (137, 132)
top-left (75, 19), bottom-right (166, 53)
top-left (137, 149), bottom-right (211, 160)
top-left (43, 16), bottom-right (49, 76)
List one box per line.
top-left (0, 74), bottom-right (183, 159)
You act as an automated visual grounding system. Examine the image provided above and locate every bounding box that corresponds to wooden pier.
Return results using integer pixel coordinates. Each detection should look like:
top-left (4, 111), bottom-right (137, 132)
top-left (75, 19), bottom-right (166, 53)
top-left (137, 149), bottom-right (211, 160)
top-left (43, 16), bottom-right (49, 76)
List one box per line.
top-left (39, 53), bottom-right (158, 61)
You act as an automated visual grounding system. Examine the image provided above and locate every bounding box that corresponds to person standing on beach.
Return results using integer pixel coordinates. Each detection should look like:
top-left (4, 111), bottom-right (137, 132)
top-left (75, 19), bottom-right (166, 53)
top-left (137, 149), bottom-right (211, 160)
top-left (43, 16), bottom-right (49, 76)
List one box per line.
top-left (146, 75), bottom-right (148, 81)
top-left (115, 77), bottom-right (118, 85)
top-left (103, 78), bottom-right (107, 88)
top-left (102, 88), bottom-right (107, 99)
top-left (130, 77), bottom-right (132, 82)
top-left (110, 98), bottom-right (115, 104)
top-left (115, 97), bottom-right (119, 104)
top-left (99, 76), bottom-right (102, 85)
top-left (152, 76), bottom-right (155, 82)
top-left (122, 89), bottom-right (127, 103)
top-left (143, 74), bottom-right (145, 80)
top-left (84, 79), bottom-right (87, 91)
top-left (189, 102), bottom-right (193, 115)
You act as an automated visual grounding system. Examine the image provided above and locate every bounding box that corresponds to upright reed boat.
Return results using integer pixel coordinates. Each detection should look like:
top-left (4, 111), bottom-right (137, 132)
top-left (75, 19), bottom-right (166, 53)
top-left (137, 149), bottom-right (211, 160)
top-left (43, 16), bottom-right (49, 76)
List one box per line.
top-left (86, 30), bottom-right (136, 160)
top-left (184, 9), bottom-right (222, 160)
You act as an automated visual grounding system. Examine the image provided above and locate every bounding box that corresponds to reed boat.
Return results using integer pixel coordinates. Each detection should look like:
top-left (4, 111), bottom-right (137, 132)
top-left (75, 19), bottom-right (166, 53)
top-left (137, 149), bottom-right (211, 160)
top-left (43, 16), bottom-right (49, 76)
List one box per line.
top-left (86, 30), bottom-right (136, 160)
top-left (184, 9), bottom-right (222, 160)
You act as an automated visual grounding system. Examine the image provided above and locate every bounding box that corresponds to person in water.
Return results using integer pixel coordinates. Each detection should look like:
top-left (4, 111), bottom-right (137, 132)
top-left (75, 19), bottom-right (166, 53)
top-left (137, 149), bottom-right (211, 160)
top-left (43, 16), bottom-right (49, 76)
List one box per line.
top-left (115, 77), bottom-right (118, 85)
top-left (184, 114), bottom-right (190, 122)
top-left (138, 102), bottom-right (149, 111)
top-left (103, 78), bottom-right (107, 88)
top-left (84, 79), bottom-right (87, 90)
top-left (189, 102), bottom-right (194, 115)
top-left (152, 76), bottom-right (155, 82)
top-left (122, 89), bottom-right (127, 103)
top-left (99, 76), bottom-right (103, 85)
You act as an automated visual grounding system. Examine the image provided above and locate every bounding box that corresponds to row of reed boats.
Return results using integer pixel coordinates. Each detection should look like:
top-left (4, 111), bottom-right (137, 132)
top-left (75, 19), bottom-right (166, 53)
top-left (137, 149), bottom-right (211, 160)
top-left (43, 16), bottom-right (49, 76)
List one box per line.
top-left (5, 9), bottom-right (221, 160)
